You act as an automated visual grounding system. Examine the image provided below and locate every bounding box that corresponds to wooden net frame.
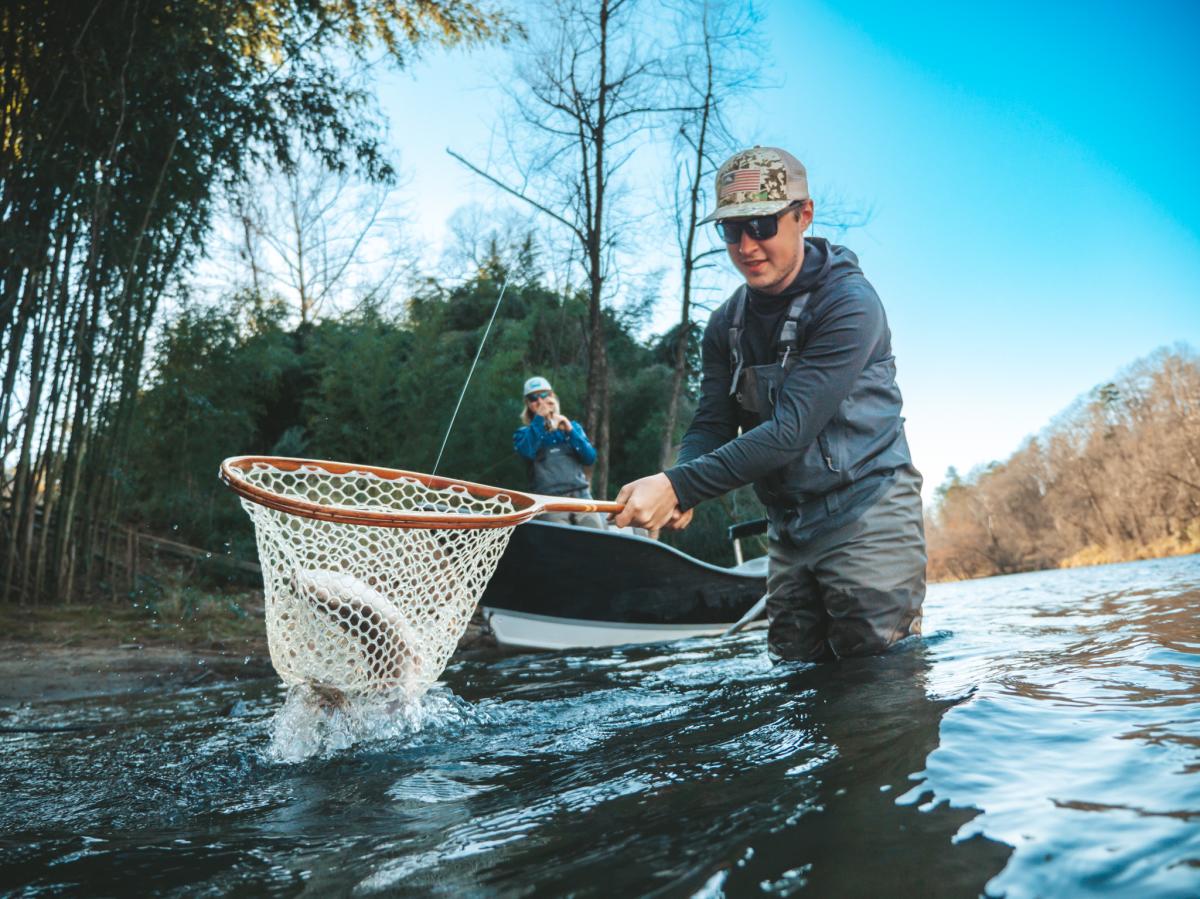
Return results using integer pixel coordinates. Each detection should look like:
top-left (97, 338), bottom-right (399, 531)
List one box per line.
top-left (221, 456), bottom-right (620, 696)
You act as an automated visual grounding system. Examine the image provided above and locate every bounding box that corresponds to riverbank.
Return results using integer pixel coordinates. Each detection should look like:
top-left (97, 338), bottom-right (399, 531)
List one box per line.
top-left (1059, 535), bottom-right (1200, 569)
top-left (0, 586), bottom-right (496, 708)
top-left (0, 591), bottom-right (269, 707)
top-left (930, 539), bottom-right (1200, 582)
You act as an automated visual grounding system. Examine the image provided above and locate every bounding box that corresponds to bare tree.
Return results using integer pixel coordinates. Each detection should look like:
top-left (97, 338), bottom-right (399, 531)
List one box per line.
top-left (439, 204), bottom-right (544, 286)
top-left (926, 345), bottom-right (1200, 580)
top-left (212, 148), bottom-right (411, 324)
top-left (449, 0), bottom-right (687, 497)
top-left (659, 0), bottom-right (763, 470)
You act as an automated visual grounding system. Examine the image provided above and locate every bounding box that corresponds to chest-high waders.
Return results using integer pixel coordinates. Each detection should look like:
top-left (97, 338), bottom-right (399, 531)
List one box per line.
top-left (728, 289), bottom-right (813, 435)
top-left (528, 433), bottom-right (604, 529)
top-left (725, 287), bottom-right (927, 662)
top-left (728, 289), bottom-right (842, 512)
top-left (529, 439), bottom-right (590, 498)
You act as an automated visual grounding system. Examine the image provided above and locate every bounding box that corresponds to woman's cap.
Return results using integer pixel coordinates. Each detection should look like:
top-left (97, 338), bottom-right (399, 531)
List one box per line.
top-left (523, 376), bottom-right (552, 397)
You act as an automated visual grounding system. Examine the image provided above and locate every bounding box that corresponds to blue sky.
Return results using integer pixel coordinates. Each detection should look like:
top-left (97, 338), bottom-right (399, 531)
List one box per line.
top-left (375, 0), bottom-right (1200, 499)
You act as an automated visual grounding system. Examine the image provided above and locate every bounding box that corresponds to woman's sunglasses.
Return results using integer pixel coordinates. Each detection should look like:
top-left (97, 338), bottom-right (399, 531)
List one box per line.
top-left (526, 391), bottom-right (553, 401)
top-left (715, 202), bottom-right (801, 244)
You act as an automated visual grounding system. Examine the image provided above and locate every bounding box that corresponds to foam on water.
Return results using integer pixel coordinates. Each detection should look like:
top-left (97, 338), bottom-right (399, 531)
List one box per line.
top-left (266, 682), bottom-right (486, 763)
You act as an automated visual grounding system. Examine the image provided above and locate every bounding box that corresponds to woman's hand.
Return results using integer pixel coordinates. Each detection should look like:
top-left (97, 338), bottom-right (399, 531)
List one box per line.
top-left (532, 395), bottom-right (571, 432)
top-left (530, 395), bottom-right (554, 427)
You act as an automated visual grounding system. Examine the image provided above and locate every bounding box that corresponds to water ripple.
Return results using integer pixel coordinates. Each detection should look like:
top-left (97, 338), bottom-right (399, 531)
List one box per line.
top-left (3, 555), bottom-right (1200, 896)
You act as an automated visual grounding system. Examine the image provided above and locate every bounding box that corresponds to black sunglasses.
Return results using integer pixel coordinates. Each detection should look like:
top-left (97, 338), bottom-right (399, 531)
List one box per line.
top-left (526, 390), bottom-right (552, 401)
top-left (715, 202), bottom-right (802, 244)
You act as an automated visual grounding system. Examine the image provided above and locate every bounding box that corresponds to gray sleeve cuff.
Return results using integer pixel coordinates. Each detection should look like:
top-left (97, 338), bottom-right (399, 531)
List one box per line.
top-left (664, 466), bottom-right (699, 512)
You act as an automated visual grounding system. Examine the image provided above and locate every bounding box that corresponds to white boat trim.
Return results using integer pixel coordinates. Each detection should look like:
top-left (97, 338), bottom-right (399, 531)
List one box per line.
top-left (482, 606), bottom-right (767, 650)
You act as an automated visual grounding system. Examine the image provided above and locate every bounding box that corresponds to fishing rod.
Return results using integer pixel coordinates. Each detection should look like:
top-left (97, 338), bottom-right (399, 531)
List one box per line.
top-left (432, 276), bottom-right (511, 477)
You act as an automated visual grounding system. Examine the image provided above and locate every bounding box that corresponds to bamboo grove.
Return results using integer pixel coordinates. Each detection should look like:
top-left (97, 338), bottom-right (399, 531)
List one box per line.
top-left (0, 0), bottom-right (506, 604)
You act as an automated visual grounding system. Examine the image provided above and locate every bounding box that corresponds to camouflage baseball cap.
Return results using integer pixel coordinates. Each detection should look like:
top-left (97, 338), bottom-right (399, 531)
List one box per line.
top-left (699, 146), bottom-right (810, 224)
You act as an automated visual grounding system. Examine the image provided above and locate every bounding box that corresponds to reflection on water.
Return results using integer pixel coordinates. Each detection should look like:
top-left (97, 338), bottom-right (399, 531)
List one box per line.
top-left (2, 555), bottom-right (1199, 896)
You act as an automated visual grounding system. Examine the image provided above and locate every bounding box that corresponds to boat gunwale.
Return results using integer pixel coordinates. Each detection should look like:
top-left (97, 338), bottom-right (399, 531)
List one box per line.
top-left (523, 519), bottom-right (768, 582)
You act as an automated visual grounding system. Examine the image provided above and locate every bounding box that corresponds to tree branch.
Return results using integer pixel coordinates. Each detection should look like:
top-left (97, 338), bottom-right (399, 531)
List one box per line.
top-left (446, 148), bottom-right (586, 244)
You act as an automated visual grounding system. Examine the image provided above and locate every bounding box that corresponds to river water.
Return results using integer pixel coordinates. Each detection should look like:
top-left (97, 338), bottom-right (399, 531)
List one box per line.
top-left (2, 556), bottom-right (1199, 896)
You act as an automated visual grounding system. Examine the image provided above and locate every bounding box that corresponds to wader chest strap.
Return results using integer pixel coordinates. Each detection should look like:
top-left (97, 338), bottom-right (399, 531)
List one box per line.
top-left (777, 293), bottom-right (812, 362)
top-left (728, 289), bottom-right (813, 396)
top-left (727, 286), bottom-right (748, 396)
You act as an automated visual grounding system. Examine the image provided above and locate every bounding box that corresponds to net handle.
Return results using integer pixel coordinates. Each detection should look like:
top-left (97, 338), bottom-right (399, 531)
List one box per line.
top-left (219, 455), bottom-right (622, 528)
top-left (529, 494), bottom-right (623, 514)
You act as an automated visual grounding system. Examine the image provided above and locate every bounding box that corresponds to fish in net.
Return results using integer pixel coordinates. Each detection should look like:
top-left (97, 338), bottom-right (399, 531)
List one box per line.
top-left (221, 456), bottom-right (620, 701)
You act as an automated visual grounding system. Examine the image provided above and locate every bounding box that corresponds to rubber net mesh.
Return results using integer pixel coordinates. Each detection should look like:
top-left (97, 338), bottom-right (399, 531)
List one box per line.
top-left (237, 463), bottom-right (519, 695)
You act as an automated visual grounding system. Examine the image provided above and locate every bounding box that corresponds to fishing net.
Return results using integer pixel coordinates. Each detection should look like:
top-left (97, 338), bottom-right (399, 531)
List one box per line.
top-left (222, 456), bottom-right (614, 697)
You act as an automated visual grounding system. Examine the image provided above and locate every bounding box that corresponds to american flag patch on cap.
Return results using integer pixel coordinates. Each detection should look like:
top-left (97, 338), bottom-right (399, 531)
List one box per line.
top-left (720, 168), bottom-right (761, 199)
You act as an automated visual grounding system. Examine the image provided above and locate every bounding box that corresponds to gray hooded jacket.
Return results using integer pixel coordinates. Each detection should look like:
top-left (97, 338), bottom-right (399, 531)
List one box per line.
top-left (664, 238), bottom-right (915, 544)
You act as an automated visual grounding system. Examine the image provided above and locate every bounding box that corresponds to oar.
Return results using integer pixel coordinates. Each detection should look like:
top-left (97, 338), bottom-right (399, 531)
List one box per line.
top-left (722, 517), bottom-right (770, 637)
top-left (722, 593), bottom-right (768, 637)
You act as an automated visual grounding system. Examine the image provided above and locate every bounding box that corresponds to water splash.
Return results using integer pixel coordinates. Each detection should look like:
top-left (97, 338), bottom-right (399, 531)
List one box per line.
top-left (265, 682), bottom-right (484, 763)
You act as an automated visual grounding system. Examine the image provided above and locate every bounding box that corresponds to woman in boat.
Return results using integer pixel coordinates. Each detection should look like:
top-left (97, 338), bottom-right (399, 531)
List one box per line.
top-left (513, 376), bottom-right (604, 528)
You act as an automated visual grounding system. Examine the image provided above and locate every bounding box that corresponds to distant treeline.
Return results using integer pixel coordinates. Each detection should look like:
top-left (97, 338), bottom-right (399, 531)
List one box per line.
top-left (926, 346), bottom-right (1200, 581)
top-left (119, 270), bottom-right (765, 580)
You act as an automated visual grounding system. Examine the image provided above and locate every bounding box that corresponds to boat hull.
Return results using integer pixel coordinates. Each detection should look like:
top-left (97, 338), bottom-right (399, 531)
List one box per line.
top-left (479, 520), bottom-right (767, 649)
top-left (485, 607), bottom-right (767, 650)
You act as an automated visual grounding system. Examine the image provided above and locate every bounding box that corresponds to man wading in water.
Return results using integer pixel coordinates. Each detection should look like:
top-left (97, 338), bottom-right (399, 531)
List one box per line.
top-left (612, 147), bottom-right (926, 662)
